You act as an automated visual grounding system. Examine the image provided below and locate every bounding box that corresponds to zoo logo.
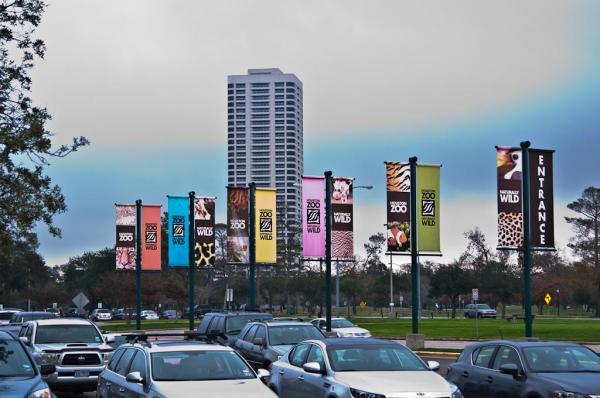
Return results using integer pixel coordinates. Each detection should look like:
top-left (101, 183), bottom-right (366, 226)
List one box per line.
top-left (118, 232), bottom-right (134, 242)
top-left (145, 223), bottom-right (157, 243)
top-left (421, 190), bottom-right (436, 217)
top-left (260, 210), bottom-right (272, 233)
top-left (306, 200), bottom-right (320, 225)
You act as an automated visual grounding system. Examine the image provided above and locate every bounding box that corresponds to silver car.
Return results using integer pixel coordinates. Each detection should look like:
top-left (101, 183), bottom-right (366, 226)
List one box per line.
top-left (269, 338), bottom-right (463, 398)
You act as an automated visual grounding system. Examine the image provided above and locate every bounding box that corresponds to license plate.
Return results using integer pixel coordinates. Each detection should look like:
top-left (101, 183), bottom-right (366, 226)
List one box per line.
top-left (74, 370), bottom-right (89, 378)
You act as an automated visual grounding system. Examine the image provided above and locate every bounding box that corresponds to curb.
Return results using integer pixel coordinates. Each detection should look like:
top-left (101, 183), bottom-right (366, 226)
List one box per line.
top-left (416, 351), bottom-right (460, 358)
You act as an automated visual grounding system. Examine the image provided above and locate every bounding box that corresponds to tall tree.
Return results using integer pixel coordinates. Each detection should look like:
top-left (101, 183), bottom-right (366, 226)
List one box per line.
top-left (429, 263), bottom-right (472, 318)
top-left (0, 0), bottom-right (89, 255)
top-left (566, 187), bottom-right (600, 316)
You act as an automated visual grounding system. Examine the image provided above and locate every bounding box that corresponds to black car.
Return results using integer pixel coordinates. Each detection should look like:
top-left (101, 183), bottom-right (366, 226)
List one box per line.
top-left (0, 311), bottom-right (57, 336)
top-left (197, 312), bottom-right (273, 346)
top-left (233, 319), bottom-right (326, 369)
top-left (446, 340), bottom-right (600, 398)
top-left (0, 330), bottom-right (56, 397)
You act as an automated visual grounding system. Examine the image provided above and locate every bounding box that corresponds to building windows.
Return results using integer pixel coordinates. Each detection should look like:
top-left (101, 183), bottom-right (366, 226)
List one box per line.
top-left (253, 139), bottom-right (269, 144)
top-left (252, 145), bottom-right (270, 151)
top-left (275, 120), bottom-right (284, 125)
top-left (275, 82), bottom-right (284, 87)
top-left (286, 82), bottom-right (295, 87)
top-left (252, 107), bottom-right (269, 113)
top-left (236, 108), bottom-right (245, 113)
top-left (252, 127), bottom-right (270, 132)
top-left (275, 95), bottom-right (284, 99)
top-left (275, 88), bottom-right (284, 93)
top-left (252, 120), bottom-right (270, 126)
top-left (236, 89), bottom-right (246, 94)
top-left (276, 151), bottom-right (284, 156)
top-left (276, 170), bottom-right (285, 175)
top-left (237, 127), bottom-right (246, 132)
top-left (276, 176), bottom-right (285, 181)
top-left (275, 101), bottom-right (284, 106)
top-left (275, 113), bottom-right (284, 119)
top-left (252, 101), bottom-right (269, 106)
top-left (286, 101), bottom-right (295, 106)
top-left (275, 126), bottom-right (284, 131)
top-left (236, 96), bottom-right (245, 101)
top-left (275, 139), bottom-right (285, 144)
top-left (235, 83), bottom-right (245, 87)
top-left (237, 115), bottom-right (246, 120)
top-left (252, 95), bottom-right (269, 100)
top-left (275, 157), bottom-right (285, 162)
top-left (252, 133), bottom-right (270, 138)
top-left (275, 145), bottom-right (285, 150)
top-left (252, 164), bottom-right (270, 169)
top-left (252, 89), bottom-right (270, 94)
top-left (252, 114), bottom-right (270, 119)
top-left (251, 82), bottom-right (270, 87)
top-left (236, 120), bottom-right (245, 125)
top-left (254, 177), bottom-right (271, 182)
top-left (286, 88), bottom-right (295, 93)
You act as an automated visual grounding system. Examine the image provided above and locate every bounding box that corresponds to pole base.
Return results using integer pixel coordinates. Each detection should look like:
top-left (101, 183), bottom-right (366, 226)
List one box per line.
top-left (406, 334), bottom-right (425, 350)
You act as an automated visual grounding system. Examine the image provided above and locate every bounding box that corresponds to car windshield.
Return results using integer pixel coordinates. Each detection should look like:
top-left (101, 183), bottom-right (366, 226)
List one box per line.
top-left (332, 319), bottom-right (355, 328)
top-left (35, 325), bottom-right (103, 344)
top-left (0, 313), bottom-right (15, 321)
top-left (268, 325), bottom-right (324, 346)
top-left (151, 350), bottom-right (255, 381)
top-left (14, 313), bottom-right (55, 322)
top-left (476, 304), bottom-right (491, 310)
top-left (226, 315), bottom-right (271, 334)
top-left (0, 339), bottom-right (36, 377)
top-left (327, 345), bottom-right (428, 372)
top-left (523, 346), bottom-right (600, 373)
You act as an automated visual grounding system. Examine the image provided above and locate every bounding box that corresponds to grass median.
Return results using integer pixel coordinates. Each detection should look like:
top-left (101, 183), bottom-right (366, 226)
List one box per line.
top-left (350, 317), bottom-right (600, 342)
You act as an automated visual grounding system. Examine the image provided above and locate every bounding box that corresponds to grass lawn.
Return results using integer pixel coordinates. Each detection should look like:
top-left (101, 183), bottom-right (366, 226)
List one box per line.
top-left (98, 319), bottom-right (198, 332)
top-left (350, 317), bottom-right (600, 342)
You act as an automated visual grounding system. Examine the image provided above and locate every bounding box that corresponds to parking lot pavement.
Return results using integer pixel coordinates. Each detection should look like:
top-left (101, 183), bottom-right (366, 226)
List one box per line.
top-left (56, 393), bottom-right (95, 398)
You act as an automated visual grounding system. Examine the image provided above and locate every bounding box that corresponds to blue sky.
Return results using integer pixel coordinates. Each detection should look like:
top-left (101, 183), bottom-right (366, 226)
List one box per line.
top-left (31, 1), bottom-right (600, 265)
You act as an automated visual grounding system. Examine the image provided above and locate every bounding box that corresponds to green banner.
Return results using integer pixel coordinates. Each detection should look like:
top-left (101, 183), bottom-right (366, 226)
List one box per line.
top-left (416, 164), bottom-right (441, 253)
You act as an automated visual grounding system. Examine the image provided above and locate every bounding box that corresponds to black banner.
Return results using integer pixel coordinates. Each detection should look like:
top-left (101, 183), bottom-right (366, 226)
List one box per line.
top-left (227, 187), bottom-right (249, 263)
top-left (332, 177), bottom-right (353, 259)
top-left (529, 149), bottom-right (554, 248)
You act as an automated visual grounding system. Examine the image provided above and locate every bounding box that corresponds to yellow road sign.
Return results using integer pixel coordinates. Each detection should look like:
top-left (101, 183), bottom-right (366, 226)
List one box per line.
top-left (545, 293), bottom-right (552, 305)
top-left (359, 301), bottom-right (366, 311)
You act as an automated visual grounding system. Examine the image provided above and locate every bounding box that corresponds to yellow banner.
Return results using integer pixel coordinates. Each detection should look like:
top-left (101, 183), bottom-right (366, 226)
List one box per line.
top-left (255, 188), bottom-right (277, 263)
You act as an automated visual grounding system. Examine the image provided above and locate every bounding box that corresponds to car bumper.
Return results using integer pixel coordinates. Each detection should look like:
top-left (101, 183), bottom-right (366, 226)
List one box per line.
top-left (45, 365), bottom-right (105, 391)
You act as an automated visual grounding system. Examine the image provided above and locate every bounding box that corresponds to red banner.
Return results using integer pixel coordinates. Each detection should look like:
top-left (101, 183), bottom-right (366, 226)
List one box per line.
top-left (141, 205), bottom-right (162, 270)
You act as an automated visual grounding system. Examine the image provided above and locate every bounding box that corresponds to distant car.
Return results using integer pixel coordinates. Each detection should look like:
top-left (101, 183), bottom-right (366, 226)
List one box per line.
top-left (184, 304), bottom-right (218, 319)
top-left (113, 308), bottom-right (134, 320)
top-left (233, 319), bottom-right (326, 369)
top-left (446, 340), bottom-right (600, 398)
top-left (19, 318), bottom-right (114, 393)
top-left (90, 309), bottom-right (113, 322)
top-left (96, 336), bottom-right (277, 398)
top-left (0, 308), bottom-right (23, 325)
top-left (0, 330), bottom-right (56, 398)
top-left (197, 312), bottom-right (273, 346)
top-left (140, 310), bottom-right (159, 320)
top-left (64, 307), bottom-right (88, 318)
top-left (464, 304), bottom-right (497, 318)
top-left (0, 311), bottom-right (58, 336)
top-left (269, 338), bottom-right (462, 398)
top-left (159, 310), bottom-right (179, 319)
top-left (310, 317), bottom-right (372, 337)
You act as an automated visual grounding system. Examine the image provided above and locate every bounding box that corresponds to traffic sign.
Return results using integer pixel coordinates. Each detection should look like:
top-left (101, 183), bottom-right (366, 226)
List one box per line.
top-left (545, 293), bottom-right (552, 305)
top-left (359, 301), bottom-right (366, 311)
top-left (472, 288), bottom-right (479, 301)
top-left (72, 292), bottom-right (89, 309)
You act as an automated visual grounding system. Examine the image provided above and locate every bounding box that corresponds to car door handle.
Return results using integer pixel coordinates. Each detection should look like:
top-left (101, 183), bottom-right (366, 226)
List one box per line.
top-left (105, 382), bottom-right (112, 387)
top-left (486, 376), bottom-right (493, 383)
top-left (119, 387), bottom-right (126, 392)
top-left (323, 382), bottom-right (331, 388)
top-left (279, 370), bottom-right (285, 375)
top-left (297, 375), bottom-right (304, 381)
top-left (462, 371), bottom-right (469, 378)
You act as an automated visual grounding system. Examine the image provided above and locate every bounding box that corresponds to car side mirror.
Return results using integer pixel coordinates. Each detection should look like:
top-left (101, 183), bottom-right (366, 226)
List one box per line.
top-left (256, 368), bottom-right (270, 380)
top-left (499, 363), bottom-right (520, 378)
top-left (253, 337), bottom-right (265, 347)
top-left (19, 336), bottom-right (30, 346)
top-left (427, 361), bottom-right (440, 371)
top-left (40, 364), bottom-right (56, 376)
top-left (303, 362), bottom-right (325, 375)
top-left (125, 371), bottom-right (144, 384)
top-left (104, 335), bottom-right (115, 344)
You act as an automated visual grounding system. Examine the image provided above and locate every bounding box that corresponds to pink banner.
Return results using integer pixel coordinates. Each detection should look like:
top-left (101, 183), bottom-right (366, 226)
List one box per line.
top-left (302, 176), bottom-right (325, 258)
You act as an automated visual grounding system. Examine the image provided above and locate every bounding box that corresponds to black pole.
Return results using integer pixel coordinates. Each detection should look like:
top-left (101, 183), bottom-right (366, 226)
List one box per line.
top-left (249, 183), bottom-right (256, 309)
top-left (409, 157), bottom-right (419, 334)
top-left (325, 171), bottom-right (333, 332)
top-left (135, 199), bottom-right (142, 330)
top-left (188, 191), bottom-right (195, 331)
top-left (520, 141), bottom-right (533, 337)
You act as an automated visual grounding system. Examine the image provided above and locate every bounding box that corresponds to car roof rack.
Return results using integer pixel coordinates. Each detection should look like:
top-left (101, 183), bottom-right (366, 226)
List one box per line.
top-left (122, 332), bottom-right (220, 347)
top-left (270, 317), bottom-right (305, 322)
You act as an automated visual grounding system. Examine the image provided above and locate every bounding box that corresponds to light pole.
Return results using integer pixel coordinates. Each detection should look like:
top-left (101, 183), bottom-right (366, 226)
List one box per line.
top-left (556, 289), bottom-right (560, 317)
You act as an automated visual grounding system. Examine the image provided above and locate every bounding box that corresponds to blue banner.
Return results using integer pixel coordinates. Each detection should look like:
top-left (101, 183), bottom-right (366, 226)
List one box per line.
top-left (168, 196), bottom-right (189, 267)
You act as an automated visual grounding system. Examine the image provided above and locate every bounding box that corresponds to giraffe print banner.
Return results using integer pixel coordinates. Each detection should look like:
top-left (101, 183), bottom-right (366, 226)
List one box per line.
top-left (194, 197), bottom-right (216, 267)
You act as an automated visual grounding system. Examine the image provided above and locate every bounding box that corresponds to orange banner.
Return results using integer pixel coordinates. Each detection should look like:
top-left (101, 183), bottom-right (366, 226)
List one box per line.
top-left (142, 205), bottom-right (162, 270)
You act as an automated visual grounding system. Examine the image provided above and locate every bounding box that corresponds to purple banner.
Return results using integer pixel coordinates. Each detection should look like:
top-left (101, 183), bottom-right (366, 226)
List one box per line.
top-left (302, 176), bottom-right (325, 258)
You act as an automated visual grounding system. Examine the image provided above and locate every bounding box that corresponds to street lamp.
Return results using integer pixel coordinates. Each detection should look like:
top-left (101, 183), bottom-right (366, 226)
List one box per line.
top-left (556, 289), bottom-right (560, 317)
top-left (334, 184), bottom-right (373, 317)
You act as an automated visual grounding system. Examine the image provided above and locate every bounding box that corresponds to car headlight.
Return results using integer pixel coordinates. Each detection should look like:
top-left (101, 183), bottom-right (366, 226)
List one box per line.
top-left (28, 388), bottom-right (51, 398)
top-left (448, 381), bottom-right (463, 398)
top-left (552, 392), bottom-right (589, 398)
top-left (103, 352), bottom-right (113, 363)
top-left (350, 388), bottom-right (386, 398)
top-left (36, 353), bottom-right (59, 365)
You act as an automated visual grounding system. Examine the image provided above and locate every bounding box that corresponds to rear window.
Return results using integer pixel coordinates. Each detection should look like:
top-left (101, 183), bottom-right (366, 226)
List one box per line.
top-left (0, 312), bottom-right (15, 321)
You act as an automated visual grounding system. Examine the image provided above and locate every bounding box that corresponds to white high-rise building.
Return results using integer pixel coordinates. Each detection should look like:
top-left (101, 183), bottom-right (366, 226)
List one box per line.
top-left (227, 68), bottom-right (303, 261)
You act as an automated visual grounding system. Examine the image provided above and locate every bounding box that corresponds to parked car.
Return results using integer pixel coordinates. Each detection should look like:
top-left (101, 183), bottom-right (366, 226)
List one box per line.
top-left (0, 311), bottom-right (57, 336)
top-left (64, 307), bottom-right (88, 318)
top-left (159, 309), bottom-right (179, 319)
top-left (464, 303), bottom-right (497, 318)
top-left (113, 308), bottom-right (134, 320)
top-left (234, 319), bottom-right (326, 369)
top-left (140, 310), bottom-right (159, 320)
top-left (310, 317), bottom-right (371, 337)
top-left (90, 308), bottom-right (113, 322)
top-left (269, 337), bottom-right (463, 398)
top-left (197, 311), bottom-right (273, 346)
top-left (446, 340), bottom-right (600, 398)
top-left (184, 304), bottom-right (219, 319)
top-left (0, 330), bottom-right (56, 398)
top-left (96, 335), bottom-right (277, 398)
top-left (0, 308), bottom-right (23, 325)
top-left (19, 318), bottom-right (114, 393)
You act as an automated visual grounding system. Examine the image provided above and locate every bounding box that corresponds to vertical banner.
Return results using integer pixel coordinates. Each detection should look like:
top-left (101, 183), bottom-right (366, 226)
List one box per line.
top-left (302, 176), bottom-right (326, 258)
top-left (194, 197), bottom-right (216, 267)
top-left (141, 205), bottom-right (161, 270)
top-left (227, 187), bottom-right (249, 263)
top-left (386, 162), bottom-right (411, 253)
top-left (416, 165), bottom-right (441, 253)
top-left (497, 147), bottom-right (523, 249)
top-left (167, 196), bottom-right (189, 267)
top-left (255, 188), bottom-right (277, 263)
top-left (115, 204), bottom-right (136, 270)
top-left (332, 177), bottom-right (354, 259)
top-left (529, 149), bottom-right (554, 248)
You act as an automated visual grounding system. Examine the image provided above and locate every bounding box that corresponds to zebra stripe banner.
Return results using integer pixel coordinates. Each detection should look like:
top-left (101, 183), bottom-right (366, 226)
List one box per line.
top-left (385, 162), bottom-right (411, 253)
